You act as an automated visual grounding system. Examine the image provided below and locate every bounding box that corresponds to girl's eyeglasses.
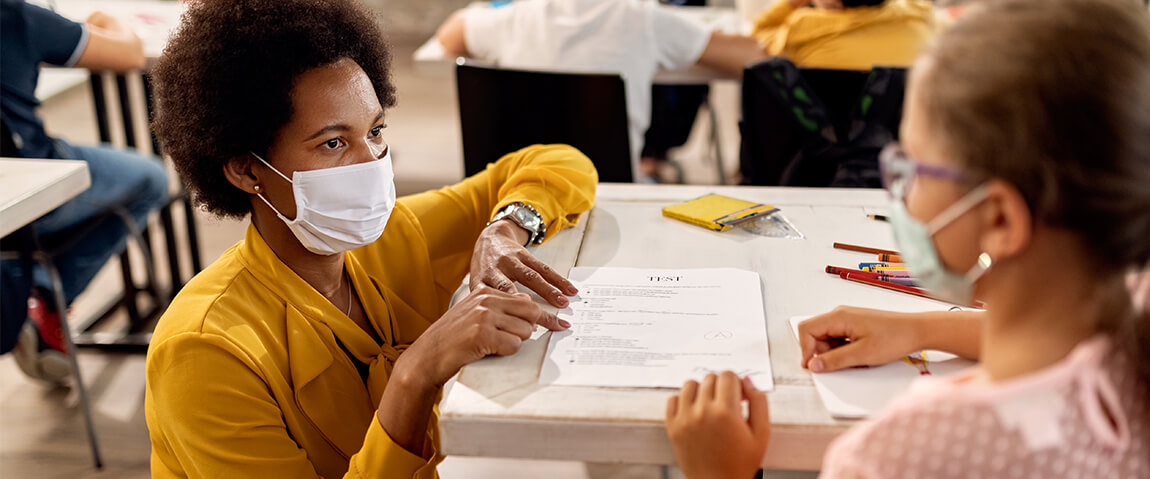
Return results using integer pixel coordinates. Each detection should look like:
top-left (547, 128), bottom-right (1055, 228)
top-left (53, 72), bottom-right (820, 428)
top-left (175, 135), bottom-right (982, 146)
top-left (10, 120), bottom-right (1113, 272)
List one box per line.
top-left (879, 142), bottom-right (972, 199)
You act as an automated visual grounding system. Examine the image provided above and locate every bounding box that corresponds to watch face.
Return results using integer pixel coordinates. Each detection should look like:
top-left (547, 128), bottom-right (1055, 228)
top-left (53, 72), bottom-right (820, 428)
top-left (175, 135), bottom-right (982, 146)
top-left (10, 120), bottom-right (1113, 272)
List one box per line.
top-left (512, 207), bottom-right (540, 229)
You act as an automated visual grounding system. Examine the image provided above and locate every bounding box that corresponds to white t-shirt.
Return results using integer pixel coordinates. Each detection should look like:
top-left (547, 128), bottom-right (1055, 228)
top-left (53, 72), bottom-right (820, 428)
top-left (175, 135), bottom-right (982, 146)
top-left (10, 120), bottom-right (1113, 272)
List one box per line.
top-left (463, 0), bottom-right (711, 175)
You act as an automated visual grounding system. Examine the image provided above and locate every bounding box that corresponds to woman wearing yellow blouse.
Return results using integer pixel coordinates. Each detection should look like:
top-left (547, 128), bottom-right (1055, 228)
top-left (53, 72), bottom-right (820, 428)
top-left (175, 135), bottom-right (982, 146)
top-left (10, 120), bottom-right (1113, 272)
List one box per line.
top-left (143, 0), bottom-right (596, 477)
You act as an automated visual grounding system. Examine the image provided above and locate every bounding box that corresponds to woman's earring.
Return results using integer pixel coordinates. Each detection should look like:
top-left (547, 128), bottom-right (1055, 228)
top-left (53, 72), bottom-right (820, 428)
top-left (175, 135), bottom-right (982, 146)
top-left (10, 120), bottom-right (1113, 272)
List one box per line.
top-left (253, 185), bottom-right (262, 193)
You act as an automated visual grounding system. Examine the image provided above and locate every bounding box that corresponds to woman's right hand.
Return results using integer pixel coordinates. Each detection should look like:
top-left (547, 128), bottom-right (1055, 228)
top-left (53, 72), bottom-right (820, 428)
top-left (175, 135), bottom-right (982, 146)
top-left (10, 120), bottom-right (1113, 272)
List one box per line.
top-left (398, 285), bottom-right (569, 390)
top-left (797, 306), bottom-right (925, 373)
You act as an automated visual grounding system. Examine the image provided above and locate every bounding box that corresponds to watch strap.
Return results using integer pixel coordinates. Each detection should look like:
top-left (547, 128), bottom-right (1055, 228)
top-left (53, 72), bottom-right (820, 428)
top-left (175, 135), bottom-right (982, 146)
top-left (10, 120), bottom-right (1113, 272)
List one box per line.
top-left (488, 202), bottom-right (547, 246)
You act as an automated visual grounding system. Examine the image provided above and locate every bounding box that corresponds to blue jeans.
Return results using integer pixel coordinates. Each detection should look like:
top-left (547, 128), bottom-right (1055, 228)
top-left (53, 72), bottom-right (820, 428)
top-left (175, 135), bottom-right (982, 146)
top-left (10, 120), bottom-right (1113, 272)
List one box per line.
top-left (0, 140), bottom-right (169, 353)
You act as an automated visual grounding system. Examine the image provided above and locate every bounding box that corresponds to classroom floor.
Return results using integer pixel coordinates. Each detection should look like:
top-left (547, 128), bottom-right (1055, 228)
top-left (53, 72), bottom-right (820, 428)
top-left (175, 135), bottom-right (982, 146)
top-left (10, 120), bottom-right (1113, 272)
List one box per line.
top-left (0, 38), bottom-right (814, 478)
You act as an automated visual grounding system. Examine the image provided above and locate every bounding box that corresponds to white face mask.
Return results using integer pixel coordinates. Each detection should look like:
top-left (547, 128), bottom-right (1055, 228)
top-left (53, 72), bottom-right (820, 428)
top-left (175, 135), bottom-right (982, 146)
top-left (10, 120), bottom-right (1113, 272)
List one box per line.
top-left (251, 150), bottom-right (396, 255)
top-left (887, 183), bottom-right (993, 306)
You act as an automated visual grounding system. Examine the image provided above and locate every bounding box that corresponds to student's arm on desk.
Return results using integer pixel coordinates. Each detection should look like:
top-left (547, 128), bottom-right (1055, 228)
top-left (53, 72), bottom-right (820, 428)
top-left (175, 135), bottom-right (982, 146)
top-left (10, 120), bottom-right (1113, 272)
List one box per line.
top-left (797, 306), bottom-right (984, 373)
top-left (435, 10), bottom-right (468, 58)
top-left (696, 32), bottom-right (769, 79)
top-left (76, 11), bottom-right (145, 72)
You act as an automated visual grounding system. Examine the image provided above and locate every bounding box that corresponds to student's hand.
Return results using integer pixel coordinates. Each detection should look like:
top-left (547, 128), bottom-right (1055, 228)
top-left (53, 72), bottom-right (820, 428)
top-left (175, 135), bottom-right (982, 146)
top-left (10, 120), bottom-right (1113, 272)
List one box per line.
top-left (85, 11), bottom-right (130, 33)
top-left (666, 372), bottom-right (770, 479)
top-left (812, 0), bottom-right (844, 10)
top-left (470, 220), bottom-right (578, 308)
top-left (797, 306), bottom-right (924, 373)
top-left (398, 285), bottom-right (569, 392)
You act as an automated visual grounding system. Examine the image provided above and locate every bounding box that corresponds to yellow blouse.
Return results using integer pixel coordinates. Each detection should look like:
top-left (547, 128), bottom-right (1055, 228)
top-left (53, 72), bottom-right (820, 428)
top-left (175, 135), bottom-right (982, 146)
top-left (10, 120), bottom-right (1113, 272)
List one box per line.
top-left (752, 0), bottom-right (934, 71)
top-left (145, 145), bottom-right (597, 478)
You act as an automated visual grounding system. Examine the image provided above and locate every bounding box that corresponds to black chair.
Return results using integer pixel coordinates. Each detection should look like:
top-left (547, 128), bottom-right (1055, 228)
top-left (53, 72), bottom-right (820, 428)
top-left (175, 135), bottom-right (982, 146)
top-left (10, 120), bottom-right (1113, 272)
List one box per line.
top-left (738, 58), bottom-right (907, 187)
top-left (81, 71), bottom-right (203, 349)
top-left (456, 62), bottom-right (633, 183)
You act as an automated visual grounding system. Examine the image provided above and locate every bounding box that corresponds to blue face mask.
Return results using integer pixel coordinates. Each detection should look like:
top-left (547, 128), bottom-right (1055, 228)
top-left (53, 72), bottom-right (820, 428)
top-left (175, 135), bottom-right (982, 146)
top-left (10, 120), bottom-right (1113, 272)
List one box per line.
top-left (887, 184), bottom-right (993, 306)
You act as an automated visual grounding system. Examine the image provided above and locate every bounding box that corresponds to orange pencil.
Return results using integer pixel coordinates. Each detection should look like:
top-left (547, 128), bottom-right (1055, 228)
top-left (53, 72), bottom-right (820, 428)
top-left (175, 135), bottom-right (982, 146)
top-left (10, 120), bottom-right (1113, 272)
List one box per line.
top-left (878, 253), bottom-right (903, 263)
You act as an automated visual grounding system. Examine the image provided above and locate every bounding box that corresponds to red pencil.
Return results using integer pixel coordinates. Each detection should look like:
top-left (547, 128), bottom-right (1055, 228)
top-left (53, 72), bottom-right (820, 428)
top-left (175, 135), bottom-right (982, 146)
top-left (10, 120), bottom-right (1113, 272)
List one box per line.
top-left (827, 267), bottom-right (918, 286)
top-left (840, 272), bottom-right (937, 300)
top-left (826, 265), bottom-right (910, 279)
top-left (826, 265), bottom-right (869, 276)
top-left (833, 242), bottom-right (899, 256)
top-left (832, 271), bottom-right (984, 307)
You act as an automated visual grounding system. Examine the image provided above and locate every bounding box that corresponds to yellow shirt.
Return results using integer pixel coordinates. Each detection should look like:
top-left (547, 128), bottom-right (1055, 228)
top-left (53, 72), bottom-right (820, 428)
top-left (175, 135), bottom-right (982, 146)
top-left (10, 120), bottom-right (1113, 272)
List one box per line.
top-left (752, 0), bottom-right (934, 71)
top-left (145, 144), bottom-right (597, 478)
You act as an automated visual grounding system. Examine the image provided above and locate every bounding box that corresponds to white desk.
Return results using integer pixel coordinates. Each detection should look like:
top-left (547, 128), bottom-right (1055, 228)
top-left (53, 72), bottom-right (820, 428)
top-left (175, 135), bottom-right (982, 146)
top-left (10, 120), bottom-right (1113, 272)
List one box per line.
top-left (0, 158), bottom-right (91, 238)
top-left (413, 5), bottom-right (748, 84)
top-left (440, 183), bottom-right (958, 471)
top-left (48, 0), bottom-right (182, 60)
top-left (35, 0), bottom-right (184, 102)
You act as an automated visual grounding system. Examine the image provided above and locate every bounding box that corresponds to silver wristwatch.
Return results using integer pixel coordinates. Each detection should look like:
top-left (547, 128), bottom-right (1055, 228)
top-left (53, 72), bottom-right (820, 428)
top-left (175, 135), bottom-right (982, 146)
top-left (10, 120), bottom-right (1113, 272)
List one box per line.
top-left (488, 202), bottom-right (547, 246)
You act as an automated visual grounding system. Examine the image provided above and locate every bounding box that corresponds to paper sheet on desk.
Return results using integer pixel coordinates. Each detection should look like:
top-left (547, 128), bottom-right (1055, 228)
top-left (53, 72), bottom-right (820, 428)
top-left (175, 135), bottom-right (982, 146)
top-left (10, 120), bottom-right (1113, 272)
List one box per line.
top-left (789, 315), bottom-right (976, 418)
top-left (539, 267), bottom-right (774, 391)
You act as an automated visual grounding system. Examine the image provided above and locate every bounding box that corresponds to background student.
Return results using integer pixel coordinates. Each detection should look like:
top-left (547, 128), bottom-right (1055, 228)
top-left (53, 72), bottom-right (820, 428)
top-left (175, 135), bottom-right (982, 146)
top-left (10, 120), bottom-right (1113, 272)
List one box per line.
top-left (435, 0), bottom-right (764, 181)
top-left (0, 0), bottom-right (169, 383)
top-left (752, 0), bottom-right (934, 70)
top-left (666, 1), bottom-right (1150, 477)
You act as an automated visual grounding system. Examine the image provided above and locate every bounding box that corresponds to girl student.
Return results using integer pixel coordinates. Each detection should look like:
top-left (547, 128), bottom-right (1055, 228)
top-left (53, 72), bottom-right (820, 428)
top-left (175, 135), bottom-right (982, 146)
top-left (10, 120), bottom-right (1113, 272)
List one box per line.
top-left (665, 0), bottom-right (1150, 477)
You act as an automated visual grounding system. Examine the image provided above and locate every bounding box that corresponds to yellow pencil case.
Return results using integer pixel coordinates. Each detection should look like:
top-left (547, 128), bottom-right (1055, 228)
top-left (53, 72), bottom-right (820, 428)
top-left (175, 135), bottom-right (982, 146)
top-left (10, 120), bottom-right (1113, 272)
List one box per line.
top-left (662, 194), bottom-right (779, 232)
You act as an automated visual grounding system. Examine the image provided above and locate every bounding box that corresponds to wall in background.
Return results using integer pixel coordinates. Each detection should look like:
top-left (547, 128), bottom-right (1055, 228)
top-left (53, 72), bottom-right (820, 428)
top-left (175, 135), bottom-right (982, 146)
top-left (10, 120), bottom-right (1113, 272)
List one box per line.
top-left (366, 0), bottom-right (470, 39)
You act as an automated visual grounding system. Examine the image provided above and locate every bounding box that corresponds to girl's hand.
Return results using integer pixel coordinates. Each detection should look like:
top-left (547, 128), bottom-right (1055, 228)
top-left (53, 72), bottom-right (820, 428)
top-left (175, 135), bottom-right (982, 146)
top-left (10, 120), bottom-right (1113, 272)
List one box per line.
top-left (797, 306), bottom-right (924, 373)
top-left (666, 372), bottom-right (770, 479)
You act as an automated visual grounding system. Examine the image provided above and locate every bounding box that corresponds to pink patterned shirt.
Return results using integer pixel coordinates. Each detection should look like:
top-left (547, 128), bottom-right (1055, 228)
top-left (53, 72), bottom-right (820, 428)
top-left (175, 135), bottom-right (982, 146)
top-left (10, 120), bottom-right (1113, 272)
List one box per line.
top-left (821, 336), bottom-right (1150, 478)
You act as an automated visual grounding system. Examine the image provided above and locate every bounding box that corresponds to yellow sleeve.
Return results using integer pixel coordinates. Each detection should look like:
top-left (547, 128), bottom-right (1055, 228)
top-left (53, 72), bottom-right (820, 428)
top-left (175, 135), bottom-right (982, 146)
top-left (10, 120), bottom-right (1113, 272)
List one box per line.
top-left (398, 143), bottom-right (597, 292)
top-left (146, 333), bottom-right (437, 479)
top-left (751, 1), bottom-right (796, 53)
top-left (349, 417), bottom-right (438, 479)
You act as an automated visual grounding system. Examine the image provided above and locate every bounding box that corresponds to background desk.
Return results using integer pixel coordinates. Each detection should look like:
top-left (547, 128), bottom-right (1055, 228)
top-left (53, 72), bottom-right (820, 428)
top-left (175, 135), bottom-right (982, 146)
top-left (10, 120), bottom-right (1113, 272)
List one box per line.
top-left (37, 0), bottom-right (183, 103)
top-left (413, 6), bottom-right (747, 85)
top-left (440, 183), bottom-right (956, 471)
top-left (0, 158), bottom-right (91, 237)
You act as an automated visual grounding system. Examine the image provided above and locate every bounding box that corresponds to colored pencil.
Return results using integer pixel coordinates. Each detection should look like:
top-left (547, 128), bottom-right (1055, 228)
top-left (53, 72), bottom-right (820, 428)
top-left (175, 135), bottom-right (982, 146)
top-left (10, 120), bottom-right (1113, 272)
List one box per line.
top-left (878, 253), bottom-right (903, 263)
top-left (841, 272), bottom-right (984, 308)
top-left (825, 266), bottom-right (917, 285)
top-left (864, 268), bottom-right (910, 275)
top-left (867, 214), bottom-right (889, 222)
top-left (858, 262), bottom-right (904, 268)
top-left (840, 272), bottom-right (938, 301)
top-left (833, 242), bottom-right (899, 256)
top-left (862, 266), bottom-right (908, 272)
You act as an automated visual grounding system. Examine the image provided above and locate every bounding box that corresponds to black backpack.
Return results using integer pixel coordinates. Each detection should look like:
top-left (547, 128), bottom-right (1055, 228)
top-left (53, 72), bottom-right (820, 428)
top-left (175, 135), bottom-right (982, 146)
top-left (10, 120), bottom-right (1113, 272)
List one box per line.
top-left (739, 58), bottom-right (907, 187)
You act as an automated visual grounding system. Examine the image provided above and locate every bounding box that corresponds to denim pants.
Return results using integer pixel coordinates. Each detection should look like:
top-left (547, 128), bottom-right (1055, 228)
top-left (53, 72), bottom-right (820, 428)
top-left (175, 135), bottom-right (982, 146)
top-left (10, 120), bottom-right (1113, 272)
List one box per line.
top-left (0, 140), bottom-right (169, 353)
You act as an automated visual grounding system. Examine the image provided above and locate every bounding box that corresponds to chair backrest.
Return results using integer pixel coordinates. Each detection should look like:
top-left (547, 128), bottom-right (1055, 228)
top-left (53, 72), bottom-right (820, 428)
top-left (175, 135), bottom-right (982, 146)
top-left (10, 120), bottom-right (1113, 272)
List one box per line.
top-left (1, 117), bottom-right (21, 157)
top-left (456, 63), bottom-right (632, 183)
top-left (739, 58), bottom-right (907, 187)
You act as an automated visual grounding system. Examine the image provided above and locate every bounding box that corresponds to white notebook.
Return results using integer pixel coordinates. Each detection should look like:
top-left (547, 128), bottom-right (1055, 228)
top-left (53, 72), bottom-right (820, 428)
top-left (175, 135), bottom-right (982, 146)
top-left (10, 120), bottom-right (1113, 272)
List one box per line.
top-left (789, 315), bottom-right (977, 418)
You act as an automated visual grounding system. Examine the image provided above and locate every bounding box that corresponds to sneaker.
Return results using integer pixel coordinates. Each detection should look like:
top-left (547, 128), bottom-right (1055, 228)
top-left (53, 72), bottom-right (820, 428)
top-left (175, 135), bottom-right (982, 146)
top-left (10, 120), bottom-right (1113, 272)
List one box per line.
top-left (11, 322), bottom-right (70, 384)
top-left (27, 289), bottom-right (67, 355)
